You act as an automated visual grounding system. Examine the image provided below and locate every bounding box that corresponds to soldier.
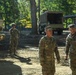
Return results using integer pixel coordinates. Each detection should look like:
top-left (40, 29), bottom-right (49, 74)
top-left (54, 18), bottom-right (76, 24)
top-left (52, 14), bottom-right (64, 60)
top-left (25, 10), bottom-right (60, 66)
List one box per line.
top-left (39, 25), bottom-right (60, 75)
top-left (65, 24), bottom-right (76, 75)
top-left (9, 23), bottom-right (19, 56)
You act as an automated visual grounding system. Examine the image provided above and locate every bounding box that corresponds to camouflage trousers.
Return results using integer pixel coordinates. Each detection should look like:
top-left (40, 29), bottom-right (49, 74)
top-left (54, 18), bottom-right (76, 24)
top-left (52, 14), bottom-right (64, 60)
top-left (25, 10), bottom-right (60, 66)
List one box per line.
top-left (42, 63), bottom-right (55, 75)
top-left (70, 56), bottom-right (76, 75)
top-left (72, 69), bottom-right (76, 75)
top-left (10, 38), bottom-right (18, 55)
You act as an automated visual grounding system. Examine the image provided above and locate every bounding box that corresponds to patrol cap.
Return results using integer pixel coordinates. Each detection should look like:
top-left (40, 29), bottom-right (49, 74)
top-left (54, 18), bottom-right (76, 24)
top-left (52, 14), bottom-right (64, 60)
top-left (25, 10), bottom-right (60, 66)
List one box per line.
top-left (68, 24), bottom-right (76, 28)
top-left (45, 25), bottom-right (52, 31)
top-left (11, 23), bottom-right (16, 27)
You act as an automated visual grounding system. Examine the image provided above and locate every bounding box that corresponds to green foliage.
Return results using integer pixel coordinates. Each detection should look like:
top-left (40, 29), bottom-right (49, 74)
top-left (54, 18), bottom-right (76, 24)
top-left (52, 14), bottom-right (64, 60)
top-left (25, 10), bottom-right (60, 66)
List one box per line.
top-left (18, 0), bottom-right (32, 28)
top-left (53, 0), bottom-right (76, 15)
top-left (0, 0), bottom-right (76, 29)
top-left (18, 0), bottom-right (31, 20)
top-left (0, 0), bottom-right (19, 29)
top-left (40, 0), bottom-right (76, 15)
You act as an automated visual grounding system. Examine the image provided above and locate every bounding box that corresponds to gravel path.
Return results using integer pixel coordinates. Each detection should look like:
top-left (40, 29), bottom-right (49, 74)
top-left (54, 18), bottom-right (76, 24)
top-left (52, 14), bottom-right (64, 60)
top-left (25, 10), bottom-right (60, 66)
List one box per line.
top-left (0, 47), bottom-right (72, 75)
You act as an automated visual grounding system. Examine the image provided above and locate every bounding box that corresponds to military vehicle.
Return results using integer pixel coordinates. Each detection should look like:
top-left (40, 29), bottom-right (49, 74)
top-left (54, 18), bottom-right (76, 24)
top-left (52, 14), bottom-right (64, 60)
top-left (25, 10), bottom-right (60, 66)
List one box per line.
top-left (0, 20), bottom-right (5, 41)
top-left (38, 11), bottom-right (64, 35)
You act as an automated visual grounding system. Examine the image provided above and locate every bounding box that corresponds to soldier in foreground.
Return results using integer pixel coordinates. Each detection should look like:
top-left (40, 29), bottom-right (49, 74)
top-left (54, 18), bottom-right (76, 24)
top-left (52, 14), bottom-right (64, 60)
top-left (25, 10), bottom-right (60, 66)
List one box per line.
top-left (39, 26), bottom-right (60, 75)
top-left (65, 24), bottom-right (76, 75)
top-left (9, 23), bottom-right (19, 56)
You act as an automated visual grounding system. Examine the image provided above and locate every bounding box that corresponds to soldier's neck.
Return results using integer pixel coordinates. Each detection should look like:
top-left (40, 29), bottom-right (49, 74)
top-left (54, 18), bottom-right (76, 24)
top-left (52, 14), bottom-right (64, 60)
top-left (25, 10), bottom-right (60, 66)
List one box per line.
top-left (46, 35), bottom-right (52, 38)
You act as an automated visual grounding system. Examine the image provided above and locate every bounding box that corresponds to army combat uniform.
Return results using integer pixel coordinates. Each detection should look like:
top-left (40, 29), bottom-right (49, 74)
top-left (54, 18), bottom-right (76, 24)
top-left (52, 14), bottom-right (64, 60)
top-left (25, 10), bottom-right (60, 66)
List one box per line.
top-left (39, 35), bottom-right (60, 75)
top-left (66, 33), bottom-right (76, 75)
top-left (9, 27), bottom-right (19, 55)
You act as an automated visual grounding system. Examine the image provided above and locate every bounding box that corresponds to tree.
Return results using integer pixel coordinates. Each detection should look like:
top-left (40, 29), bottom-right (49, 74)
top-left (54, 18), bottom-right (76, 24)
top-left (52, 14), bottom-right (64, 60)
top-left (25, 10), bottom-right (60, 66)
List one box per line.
top-left (30, 0), bottom-right (37, 34)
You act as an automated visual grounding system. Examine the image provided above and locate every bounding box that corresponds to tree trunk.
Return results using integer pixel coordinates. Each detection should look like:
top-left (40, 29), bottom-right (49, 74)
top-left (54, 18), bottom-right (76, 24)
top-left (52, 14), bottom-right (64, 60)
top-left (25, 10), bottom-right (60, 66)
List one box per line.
top-left (38, 0), bottom-right (40, 21)
top-left (30, 0), bottom-right (37, 34)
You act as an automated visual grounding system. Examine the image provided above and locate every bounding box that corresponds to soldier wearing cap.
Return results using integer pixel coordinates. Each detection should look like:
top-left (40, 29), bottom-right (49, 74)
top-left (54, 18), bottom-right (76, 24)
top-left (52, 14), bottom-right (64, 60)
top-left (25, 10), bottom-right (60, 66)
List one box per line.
top-left (9, 23), bottom-right (19, 56)
top-left (65, 24), bottom-right (76, 75)
top-left (39, 25), bottom-right (60, 75)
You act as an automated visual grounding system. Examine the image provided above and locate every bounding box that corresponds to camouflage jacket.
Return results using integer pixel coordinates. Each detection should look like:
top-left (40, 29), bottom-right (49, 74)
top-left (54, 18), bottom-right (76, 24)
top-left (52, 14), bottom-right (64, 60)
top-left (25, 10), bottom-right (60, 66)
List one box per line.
top-left (39, 35), bottom-right (60, 65)
top-left (9, 28), bottom-right (19, 39)
top-left (66, 33), bottom-right (76, 56)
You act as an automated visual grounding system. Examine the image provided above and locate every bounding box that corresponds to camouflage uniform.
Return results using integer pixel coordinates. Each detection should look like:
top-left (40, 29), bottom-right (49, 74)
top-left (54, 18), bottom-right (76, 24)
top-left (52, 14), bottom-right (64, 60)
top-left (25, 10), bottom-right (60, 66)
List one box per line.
top-left (66, 32), bottom-right (76, 75)
top-left (9, 27), bottom-right (19, 55)
top-left (39, 35), bottom-right (60, 75)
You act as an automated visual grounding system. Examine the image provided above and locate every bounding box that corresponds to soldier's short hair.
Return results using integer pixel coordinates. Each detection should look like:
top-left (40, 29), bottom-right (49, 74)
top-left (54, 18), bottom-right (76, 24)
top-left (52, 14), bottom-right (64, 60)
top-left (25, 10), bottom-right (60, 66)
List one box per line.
top-left (68, 24), bottom-right (76, 28)
top-left (45, 25), bottom-right (52, 31)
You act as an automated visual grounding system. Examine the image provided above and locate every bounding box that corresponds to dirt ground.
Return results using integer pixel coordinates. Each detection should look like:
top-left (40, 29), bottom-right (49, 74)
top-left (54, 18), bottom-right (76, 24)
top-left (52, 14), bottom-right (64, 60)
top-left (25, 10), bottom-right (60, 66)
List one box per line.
top-left (0, 46), bottom-right (72, 75)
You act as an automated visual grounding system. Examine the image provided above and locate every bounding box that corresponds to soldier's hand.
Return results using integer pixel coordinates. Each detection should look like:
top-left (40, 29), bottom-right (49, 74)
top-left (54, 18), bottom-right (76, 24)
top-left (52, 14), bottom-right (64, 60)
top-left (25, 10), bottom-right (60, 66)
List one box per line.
top-left (57, 60), bottom-right (60, 64)
top-left (65, 55), bottom-right (68, 60)
top-left (41, 62), bottom-right (45, 66)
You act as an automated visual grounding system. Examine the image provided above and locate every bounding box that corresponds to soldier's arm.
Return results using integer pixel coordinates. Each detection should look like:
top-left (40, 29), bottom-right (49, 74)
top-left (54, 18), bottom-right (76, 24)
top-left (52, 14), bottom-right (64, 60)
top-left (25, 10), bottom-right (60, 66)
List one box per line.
top-left (65, 37), bottom-right (70, 60)
top-left (54, 46), bottom-right (60, 63)
top-left (9, 28), bottom-right (12, 34)
top-left (15, 29), bottom-right (20, 37)
top-left (53, 38), bottom-right (60, 63)
top-left (16, 29), bottom-right (20, 34)
top-left (39, 37), bottom-right (45, 65)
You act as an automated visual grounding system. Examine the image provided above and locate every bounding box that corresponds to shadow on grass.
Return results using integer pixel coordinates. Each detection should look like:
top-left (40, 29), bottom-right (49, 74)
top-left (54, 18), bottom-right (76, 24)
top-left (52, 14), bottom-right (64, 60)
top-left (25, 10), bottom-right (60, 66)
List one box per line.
top-left (13, 54), bottom-right (32, 65)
